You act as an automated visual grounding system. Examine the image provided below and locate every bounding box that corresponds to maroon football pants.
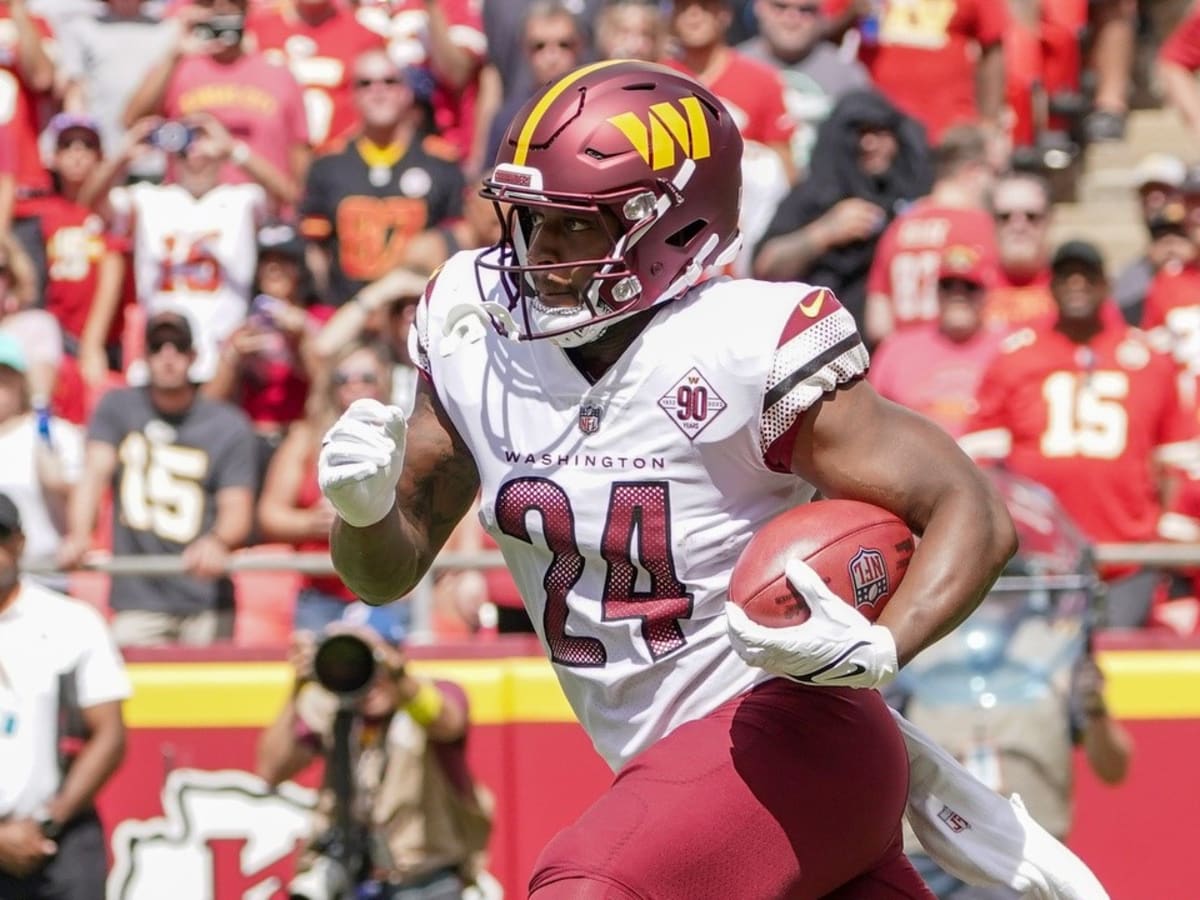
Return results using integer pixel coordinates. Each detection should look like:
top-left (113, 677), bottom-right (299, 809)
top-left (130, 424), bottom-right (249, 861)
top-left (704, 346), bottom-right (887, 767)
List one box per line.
top-left (529, 679), bottom-right (934, 899)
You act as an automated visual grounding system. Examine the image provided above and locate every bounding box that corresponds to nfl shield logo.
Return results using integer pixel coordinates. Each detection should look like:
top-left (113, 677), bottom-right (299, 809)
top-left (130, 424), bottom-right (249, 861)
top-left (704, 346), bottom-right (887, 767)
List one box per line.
top-left (848, 546), bottom-right (889, 610)
top-left (578, 403), bottom-right (603, 435)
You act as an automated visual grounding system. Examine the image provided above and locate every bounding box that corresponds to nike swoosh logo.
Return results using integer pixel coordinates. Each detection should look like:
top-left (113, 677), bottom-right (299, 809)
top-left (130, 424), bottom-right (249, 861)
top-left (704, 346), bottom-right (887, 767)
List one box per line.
top-left (798, 289), bottom-right (826, 318)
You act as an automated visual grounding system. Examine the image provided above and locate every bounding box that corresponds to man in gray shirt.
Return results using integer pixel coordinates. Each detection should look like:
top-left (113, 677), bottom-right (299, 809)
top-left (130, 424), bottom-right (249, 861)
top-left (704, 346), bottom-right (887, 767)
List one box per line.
top-left (737, 0), bottom-right (869, 174)
top-left (59, 310), bottom-right (257, 646)
top-left (57, 0), bottom-right (176, 180)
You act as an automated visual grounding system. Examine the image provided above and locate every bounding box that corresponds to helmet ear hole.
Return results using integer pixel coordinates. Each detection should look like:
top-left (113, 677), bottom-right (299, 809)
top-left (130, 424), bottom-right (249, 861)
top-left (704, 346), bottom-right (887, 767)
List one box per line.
top-left (665, 219), bottom-right (707, 248)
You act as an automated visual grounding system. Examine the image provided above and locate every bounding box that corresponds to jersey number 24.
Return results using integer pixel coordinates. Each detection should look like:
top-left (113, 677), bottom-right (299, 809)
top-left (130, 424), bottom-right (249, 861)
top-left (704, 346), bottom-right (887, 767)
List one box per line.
top-left (496, 478), bottom-right (693, 668)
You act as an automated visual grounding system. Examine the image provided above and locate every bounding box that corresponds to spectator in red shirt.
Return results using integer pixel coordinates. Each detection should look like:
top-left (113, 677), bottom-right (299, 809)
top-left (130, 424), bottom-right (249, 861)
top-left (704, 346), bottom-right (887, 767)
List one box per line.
top-left (823, 0), bottom-right (1006, 146)
top-left (205, 224), bottom-right (332, 482)
top-left (864, 123), bottom-right (999, 346)
top-left (123, 0), bottom-right (308, 204)
top-left (962, 240), bottom-right (1199, 628)
top-left (663, 0), bottom-right (796, 182)
top-left (0, 0), bottom-right (56, 298)
top-left (983, 171), bottom-right (1057, 331)
top-left (870, 243), bottom-right (1005, 438)
top-left (257, 339), bottom-right (397, 631)
top-left (39, 114), bottom-right (129, 394)
top-left (247, 0), bottom-right (386, 150)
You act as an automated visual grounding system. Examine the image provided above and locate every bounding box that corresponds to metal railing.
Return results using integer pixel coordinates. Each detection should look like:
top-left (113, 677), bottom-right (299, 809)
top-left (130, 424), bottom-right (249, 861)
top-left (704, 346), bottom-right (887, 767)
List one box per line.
top-left (23, 543), bottom-right (1200, 641)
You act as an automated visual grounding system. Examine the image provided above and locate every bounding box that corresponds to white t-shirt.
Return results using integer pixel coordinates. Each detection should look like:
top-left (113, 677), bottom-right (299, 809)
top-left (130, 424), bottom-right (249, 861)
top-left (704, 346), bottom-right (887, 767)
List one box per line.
top-left (414, 250), bottom-right (868, 770)
top-left (110, 181), bottom-right (268, 382)
top-left (0, 580), bottom-right (132, 818)
top-left (0, 414), bottom-right (85, 564)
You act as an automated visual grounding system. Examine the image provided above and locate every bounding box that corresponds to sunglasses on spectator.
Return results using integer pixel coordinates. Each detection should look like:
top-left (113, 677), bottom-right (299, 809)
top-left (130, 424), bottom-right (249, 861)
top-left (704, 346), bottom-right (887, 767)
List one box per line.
top-left (354, 76), bottom-right (403, 89)
top-left (57, 135), bottom-right (101, 152)
top-left (528, 39), bottom-right (578, 53)
top-left (147, 337), bottom-right (192, 355)
top-left (766, 0), bottom-right (821, 13)
top-left (332, 370), bottom-right (380, 387)
top-left (994, 208), bottom-right (1047, 224)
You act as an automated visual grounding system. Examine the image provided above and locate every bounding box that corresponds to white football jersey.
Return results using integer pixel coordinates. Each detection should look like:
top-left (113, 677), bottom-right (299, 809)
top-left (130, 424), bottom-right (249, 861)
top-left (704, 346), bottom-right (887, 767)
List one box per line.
top-left (111, 182), bottom-right (267, 381)
top-left (414, 250), bottom-right (869, 771)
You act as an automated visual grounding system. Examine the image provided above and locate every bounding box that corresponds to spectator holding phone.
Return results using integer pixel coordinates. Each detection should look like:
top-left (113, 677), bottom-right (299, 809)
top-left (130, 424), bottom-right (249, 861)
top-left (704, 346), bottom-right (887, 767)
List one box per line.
top-left (205, 224), bottom-right (332, 480)
top-left (80, 114), bottom-right (293, 384)
top-left (122, 0), bottom-right (309, 200)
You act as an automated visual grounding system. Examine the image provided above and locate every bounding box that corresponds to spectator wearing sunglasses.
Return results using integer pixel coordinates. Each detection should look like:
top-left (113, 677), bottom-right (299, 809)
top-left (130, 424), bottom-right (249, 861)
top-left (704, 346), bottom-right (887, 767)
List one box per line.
top-left (258, 340), bottom-right (409, 633)
top-left (59, 310), bottom-right (257, 647)
top-left (37, 114), bottom-right (130, 395)
top-left (737, 0), bottom-right (868, 175)
top-left (982, 172), bottom-right (1057, 333)
top-left (122, 0), bottom-right (309, 199)
top-left (483, 1), bottom-right (586, 168)
top-left (299, 48), bottom-right (464, 307)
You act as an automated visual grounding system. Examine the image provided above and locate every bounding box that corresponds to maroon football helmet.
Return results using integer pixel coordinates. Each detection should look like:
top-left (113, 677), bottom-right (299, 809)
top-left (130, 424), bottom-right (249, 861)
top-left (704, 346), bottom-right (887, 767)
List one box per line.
top-left (477, 60), bottom-right (744, 346)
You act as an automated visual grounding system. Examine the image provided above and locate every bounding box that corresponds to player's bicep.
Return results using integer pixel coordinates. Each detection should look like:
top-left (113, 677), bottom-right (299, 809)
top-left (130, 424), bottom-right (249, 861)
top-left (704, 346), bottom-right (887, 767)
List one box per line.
top-left (791, 378), bottom-right (978, 534)
top-left (395, 376), bottom-right (480, 558)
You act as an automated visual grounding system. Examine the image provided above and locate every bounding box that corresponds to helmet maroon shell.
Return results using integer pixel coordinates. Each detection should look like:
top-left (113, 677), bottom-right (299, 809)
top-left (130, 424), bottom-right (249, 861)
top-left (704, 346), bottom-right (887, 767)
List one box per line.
top-left (477, 59), bottom-right (744, 343)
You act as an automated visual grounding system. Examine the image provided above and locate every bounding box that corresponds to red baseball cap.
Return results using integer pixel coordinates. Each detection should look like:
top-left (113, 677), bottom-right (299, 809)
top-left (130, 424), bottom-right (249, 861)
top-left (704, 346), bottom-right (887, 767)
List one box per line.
top-left (938, 244), bottom-right (992, 290)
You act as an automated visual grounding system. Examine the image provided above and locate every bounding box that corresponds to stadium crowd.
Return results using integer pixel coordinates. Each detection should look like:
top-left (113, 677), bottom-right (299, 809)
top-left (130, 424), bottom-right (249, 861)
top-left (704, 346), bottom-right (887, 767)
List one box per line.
top-left (0, 0), bottom-right (1197, 646)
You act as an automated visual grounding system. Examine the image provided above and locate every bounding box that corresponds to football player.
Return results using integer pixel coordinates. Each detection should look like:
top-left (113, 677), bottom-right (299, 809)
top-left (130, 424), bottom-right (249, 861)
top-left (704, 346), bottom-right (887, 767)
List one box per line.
top-left (319, 60), bottom-right (1106, 898)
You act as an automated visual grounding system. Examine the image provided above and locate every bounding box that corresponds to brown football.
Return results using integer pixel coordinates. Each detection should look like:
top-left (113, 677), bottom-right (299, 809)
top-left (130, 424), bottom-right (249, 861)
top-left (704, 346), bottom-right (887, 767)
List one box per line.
top-left (729, 500), bottom-right (915, 627)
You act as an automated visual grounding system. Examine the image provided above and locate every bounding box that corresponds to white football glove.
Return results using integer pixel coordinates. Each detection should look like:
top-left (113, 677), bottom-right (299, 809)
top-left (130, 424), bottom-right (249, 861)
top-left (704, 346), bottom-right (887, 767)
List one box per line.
top-left (892, 709), bottom-right (1109, 899)
top-left (725, 557), bottom-right (898, 689)
top-left (318, 398), bottom-right (407, 528)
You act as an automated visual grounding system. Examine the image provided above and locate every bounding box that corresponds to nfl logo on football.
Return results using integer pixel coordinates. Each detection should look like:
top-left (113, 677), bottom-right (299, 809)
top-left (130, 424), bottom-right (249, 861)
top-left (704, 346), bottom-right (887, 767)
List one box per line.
top-left (848, 546), bottom-right (889, 609)
top-left (578, 403), bottom-right (604, 435)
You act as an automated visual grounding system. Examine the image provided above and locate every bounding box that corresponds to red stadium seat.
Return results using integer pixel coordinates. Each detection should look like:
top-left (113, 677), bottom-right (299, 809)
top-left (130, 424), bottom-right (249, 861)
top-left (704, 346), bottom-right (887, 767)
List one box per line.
top-left (68, 569), bottom-right (111, 618)
top-left (231, 544), bottom-right (300, 646)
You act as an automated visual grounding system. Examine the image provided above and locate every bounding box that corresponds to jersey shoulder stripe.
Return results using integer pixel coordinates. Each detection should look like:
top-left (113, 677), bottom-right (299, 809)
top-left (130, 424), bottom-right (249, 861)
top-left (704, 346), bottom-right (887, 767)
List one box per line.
top-left (761, 287), bottom-right (868, 470)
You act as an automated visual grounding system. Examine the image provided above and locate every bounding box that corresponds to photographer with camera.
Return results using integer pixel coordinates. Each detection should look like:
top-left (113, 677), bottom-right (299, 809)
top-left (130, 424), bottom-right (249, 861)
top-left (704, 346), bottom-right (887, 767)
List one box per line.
top-left (121, 0), bottom-right (309, 201)
top-left (257, 610), bottom-right (492, 900)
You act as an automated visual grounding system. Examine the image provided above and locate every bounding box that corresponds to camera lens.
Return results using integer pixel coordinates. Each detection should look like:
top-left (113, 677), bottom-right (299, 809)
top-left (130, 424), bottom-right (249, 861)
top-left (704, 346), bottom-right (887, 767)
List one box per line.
top-left (152, 121), bottom-right (193, 155)
top-left (313, 633), bottom-right (376, 695)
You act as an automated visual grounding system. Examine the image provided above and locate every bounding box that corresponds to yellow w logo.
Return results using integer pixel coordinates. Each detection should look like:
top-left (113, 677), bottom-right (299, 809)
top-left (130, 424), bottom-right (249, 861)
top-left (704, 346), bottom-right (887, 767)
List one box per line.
top-left (607, 98), bottom-right (711, 171)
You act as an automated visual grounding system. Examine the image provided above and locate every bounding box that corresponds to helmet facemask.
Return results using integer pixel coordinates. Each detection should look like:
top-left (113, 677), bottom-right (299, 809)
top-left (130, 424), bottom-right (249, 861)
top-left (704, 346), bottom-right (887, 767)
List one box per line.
top-left (477, 160), bottom-right (738, 347)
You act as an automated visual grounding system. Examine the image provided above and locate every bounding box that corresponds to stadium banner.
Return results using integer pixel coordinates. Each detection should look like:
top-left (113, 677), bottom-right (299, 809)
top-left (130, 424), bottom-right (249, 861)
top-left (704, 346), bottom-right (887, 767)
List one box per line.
top-left (96, 641), bottom-right (1200, 899)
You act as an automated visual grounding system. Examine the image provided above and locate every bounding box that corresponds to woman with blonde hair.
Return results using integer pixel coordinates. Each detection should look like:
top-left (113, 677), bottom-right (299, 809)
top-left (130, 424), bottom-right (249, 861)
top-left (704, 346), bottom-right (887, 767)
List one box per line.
top-left (258, 339), bottom-right (411, 634)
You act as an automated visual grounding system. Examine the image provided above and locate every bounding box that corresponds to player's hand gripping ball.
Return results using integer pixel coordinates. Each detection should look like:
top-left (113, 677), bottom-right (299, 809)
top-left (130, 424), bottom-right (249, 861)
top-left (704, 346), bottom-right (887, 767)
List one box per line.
top-left (729, 500), bottom-right (914, 627)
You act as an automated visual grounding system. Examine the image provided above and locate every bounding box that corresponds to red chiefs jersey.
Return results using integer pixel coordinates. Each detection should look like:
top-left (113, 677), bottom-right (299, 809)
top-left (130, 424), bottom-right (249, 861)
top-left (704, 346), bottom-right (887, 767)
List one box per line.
top-left (1160, 7), bottom-right (1200, 71)
top-left (1142, 264), bottom-right (1200, 335)
top-left (965, 318), bottom-right (1196, 547)
top-left (0, 10), bottom-right (54, 210)
top-left (866, 200), bottom-right (998, 328)
top-left (662, 51), bottom-right (793, 147)
top-left (39, 195), bottom-right (126, 344)
top-left (248, 7), bottom-right (385, 149)
top-left (822, 0), bottom-right (1008, 141)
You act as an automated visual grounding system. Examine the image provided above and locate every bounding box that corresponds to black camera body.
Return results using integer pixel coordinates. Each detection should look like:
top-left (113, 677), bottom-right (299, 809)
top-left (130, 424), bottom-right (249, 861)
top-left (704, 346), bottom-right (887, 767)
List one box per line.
top-left (193, 14), bottom-right (245, 47)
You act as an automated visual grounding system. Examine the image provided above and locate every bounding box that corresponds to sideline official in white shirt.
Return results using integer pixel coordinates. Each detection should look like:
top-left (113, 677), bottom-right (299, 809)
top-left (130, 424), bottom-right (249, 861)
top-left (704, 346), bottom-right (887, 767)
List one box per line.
top-left (0, 493), bottom-right (131, 900)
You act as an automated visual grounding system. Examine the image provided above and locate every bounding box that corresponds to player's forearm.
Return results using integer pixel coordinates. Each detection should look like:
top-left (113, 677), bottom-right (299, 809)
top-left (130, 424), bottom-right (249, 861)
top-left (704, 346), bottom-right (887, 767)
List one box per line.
top-left (256, 701), bottom-right (313, 787)
top-left (877, 462), bottom-right (1017, 666)
top-left (122, 54), bottom-right (177, 128)
top-left (331, 506), bottom-right (431, 605)
top-left (232, 143), bottom-right (300, 208)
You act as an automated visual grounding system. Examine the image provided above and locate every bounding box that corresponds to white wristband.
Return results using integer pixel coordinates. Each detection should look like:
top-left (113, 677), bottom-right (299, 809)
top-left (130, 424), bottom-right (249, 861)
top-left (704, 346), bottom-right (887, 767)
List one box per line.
top-left (230, 141), bottom-right (251, 167)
